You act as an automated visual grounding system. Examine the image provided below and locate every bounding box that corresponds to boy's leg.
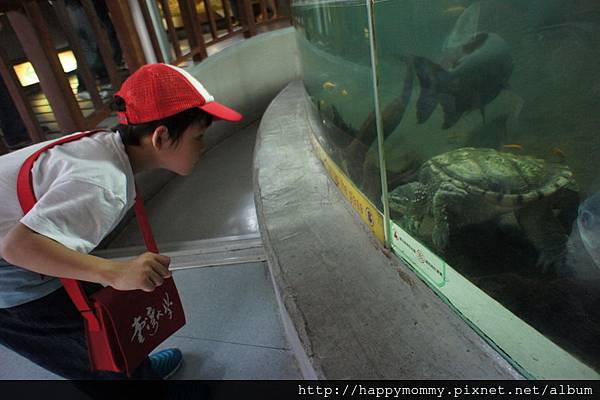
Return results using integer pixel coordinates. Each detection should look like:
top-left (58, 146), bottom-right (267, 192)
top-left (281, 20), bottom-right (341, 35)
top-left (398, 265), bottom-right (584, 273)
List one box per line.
top-left (65, 1), bottom-right (106, 93)
top-left (0, 285), bottom-right (159, 380)
top-left (75, 71), bottom-right (87, 93)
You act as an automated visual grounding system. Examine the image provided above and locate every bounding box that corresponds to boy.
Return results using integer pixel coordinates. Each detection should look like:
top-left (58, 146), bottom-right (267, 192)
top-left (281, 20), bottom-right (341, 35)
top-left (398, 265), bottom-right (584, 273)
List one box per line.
top-left (0, 63), bottom-right (242, 379)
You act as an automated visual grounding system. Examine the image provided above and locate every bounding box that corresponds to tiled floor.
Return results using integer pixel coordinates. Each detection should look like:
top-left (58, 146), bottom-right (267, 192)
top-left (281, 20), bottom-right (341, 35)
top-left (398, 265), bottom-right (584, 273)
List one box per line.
top-left (154, 263), bottom-right (300, 380)
top-left (0, 122), bottom-right (301, 380)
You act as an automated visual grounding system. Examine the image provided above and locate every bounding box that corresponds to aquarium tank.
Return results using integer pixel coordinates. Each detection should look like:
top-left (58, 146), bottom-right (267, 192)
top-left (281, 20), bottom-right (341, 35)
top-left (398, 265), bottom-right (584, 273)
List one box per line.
top-left (292, 0), bottom-right (600, 379)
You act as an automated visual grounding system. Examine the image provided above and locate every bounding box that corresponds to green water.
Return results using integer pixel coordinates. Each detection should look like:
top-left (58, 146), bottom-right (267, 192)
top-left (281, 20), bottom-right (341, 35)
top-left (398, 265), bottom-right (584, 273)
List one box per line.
top-left (293, 0), bottom-right (600, 375)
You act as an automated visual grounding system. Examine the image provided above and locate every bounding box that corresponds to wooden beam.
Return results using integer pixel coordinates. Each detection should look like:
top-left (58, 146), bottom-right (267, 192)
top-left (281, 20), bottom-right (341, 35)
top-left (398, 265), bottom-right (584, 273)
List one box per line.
top-left (240, 0), bottom-right (256, 38)
top-left (0, 138), bottom-right (8, 155)
top-left (159, 0), bottom-right (182, 59)
top-left (203, 0), bottom-right (218, 41)
top-left (7, 4), bottom-right (83, 133)
top-left (222, 0), bottom-right (233, 33)
top-left (106, 0), bottom-right (146, 72)
top-left (54, 0), bottom-right (104, 108)
top-left (0, 46), bottom-right (46, 143)
top-left (0, 1), bottom-right (28, 12)
top-left (177, 0), bottom-right (207, 60)
top-left (80, 0), bottom-right (121, 88)
top-left (137, 0), bottom-right (165, 63)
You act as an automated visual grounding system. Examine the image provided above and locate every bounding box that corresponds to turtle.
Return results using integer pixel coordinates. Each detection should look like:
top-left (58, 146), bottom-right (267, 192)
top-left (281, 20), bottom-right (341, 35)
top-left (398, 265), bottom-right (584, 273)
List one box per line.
top-left (389, 147), bottom-right (579, 272)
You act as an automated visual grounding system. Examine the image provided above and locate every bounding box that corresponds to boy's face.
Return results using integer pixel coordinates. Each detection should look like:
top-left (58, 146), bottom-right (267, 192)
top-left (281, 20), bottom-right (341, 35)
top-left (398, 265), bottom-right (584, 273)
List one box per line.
top-left (161, 119), bottom-right (209, 176)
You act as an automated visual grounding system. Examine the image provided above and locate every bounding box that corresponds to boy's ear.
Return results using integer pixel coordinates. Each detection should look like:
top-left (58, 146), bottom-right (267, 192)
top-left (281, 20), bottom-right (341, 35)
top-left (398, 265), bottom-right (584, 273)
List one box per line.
top-left (151, 125), bottom-right (169, 150)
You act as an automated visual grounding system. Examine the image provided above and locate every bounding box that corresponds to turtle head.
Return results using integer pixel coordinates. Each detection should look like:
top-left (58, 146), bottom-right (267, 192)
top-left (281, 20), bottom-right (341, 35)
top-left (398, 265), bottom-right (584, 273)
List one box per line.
top-left (389, 182), bottom-right (430, 219)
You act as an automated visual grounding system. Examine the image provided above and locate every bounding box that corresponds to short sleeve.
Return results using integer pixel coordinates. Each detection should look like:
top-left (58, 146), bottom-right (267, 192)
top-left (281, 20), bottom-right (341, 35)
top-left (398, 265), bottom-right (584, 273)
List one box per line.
top-left (20, 180), bottom-right (127, 253)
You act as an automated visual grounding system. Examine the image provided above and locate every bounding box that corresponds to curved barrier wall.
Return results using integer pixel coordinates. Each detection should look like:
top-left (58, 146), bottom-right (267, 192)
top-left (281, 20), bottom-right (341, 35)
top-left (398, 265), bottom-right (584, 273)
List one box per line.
top-left (293, 0), bottom-right (600, 378)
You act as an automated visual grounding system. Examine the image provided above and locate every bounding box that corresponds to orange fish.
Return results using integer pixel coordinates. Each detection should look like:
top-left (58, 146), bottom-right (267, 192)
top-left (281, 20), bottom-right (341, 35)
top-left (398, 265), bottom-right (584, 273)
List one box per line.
top-left (502, 144), bottom-right (523, 150)
top-left (447, 132), bottom-right (465, 141)
top-left (444, 5), bottom-right (466, 15)
top-left (552, 147), bottom-right (566, 158)
top-left (322, 81), bottom-right (337, 90)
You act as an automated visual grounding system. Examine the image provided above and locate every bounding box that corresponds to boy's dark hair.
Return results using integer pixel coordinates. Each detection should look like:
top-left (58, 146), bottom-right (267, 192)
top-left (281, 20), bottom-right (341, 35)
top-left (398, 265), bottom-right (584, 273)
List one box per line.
top-left (111, 96), bottom-right (213, 146)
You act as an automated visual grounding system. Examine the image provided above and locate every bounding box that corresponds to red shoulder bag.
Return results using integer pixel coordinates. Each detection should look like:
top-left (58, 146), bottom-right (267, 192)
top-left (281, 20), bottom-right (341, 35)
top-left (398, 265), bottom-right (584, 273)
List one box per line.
top-left (16, 131), bottom-right (186, 376)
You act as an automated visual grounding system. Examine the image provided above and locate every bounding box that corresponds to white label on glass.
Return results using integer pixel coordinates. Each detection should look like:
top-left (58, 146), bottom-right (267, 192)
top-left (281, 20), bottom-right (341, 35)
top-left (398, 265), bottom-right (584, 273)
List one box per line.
top-left (391, 222), bottom-right (447, 287)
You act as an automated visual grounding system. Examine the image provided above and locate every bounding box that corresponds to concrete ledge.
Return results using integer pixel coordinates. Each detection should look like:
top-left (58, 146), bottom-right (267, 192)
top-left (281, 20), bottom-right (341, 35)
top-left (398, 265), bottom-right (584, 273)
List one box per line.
top-left (253, 81), bottom-right (523, 379)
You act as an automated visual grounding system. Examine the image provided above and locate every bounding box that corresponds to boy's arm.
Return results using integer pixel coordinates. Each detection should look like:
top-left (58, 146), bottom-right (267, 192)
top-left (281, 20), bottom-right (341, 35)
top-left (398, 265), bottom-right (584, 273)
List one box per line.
top-left (1, 222), bottom-right (171, 292)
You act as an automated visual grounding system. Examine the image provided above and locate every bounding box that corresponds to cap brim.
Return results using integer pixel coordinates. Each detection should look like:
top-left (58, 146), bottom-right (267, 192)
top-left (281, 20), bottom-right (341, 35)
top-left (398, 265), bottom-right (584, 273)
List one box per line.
top-left (200, 101), bottom-right (242, 122)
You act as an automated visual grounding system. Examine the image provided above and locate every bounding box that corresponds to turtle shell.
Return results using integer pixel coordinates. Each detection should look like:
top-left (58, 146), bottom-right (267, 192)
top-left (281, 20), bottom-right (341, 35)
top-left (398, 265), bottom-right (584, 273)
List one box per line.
top-left (421, 147), bottom-right (574, 206)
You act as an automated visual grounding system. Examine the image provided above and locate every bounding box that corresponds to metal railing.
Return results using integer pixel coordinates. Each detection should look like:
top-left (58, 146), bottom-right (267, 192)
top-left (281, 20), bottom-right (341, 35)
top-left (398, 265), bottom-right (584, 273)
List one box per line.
top-left (0, 0), bottom-right (291, 154)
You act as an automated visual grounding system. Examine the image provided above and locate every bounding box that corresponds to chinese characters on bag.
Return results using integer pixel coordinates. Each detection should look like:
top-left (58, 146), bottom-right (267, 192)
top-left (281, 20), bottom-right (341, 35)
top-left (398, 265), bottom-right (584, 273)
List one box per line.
top-left (130, 292), bottom-right (175, 344)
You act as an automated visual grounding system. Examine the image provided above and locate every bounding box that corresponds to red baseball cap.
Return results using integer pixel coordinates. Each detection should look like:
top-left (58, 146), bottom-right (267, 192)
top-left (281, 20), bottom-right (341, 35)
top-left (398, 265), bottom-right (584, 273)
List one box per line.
top-left (115, 63), bottom-right (242, 124)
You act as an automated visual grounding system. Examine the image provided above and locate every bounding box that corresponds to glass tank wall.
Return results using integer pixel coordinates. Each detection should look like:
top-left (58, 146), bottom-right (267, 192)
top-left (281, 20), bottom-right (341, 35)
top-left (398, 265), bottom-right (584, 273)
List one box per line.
top-left (293, 0), bottom-right (383, 211)
top-left (293, 0), bottom-right (600, 378)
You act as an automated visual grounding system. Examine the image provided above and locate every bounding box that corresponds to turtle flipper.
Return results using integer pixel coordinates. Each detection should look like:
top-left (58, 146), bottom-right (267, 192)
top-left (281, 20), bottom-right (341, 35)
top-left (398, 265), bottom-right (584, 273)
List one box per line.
top-left (515, 200), bottom-right (568, 274)
top-left (431, 182), bottom-right (467, 251)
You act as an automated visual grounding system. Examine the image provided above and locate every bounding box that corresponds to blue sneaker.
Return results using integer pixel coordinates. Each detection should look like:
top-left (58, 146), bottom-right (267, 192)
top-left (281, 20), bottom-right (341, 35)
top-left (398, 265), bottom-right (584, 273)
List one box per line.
top-left (149, 348), bottom-right (183, 379)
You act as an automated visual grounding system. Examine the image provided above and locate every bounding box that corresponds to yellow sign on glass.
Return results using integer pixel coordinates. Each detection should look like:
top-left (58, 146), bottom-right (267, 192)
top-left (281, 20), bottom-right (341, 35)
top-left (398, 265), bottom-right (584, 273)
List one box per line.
top-left (309, 134), bottom-right (385, 243)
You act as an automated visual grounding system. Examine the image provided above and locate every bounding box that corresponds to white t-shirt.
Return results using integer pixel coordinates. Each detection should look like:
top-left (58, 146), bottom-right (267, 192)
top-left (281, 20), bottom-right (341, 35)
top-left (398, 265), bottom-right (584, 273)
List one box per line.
top-left (0, 130), bottom-right (136, 307)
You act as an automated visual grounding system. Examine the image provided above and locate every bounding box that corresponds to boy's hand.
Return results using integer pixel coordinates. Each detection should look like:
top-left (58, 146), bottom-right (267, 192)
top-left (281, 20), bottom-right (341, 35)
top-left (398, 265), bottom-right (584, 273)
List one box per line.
top-left (107, 252), bottom-right (172, 292)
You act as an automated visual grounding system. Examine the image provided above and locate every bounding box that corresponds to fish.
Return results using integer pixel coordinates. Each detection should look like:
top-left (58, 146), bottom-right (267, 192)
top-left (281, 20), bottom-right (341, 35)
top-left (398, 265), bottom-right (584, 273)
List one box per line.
top-left (444, 5), bottom-right (466, 16)
top-left (443, 2), bottom-right (481, 51)
top-left (341, 89), bottom-right (349, 96)
top-left (352, 54), bottom-right (416, 145)
top-left (552, 147), bottom-right (566, 158)
top-left (322, 81), bottom-right (337, 90)
top-left (577, 192), bottom-right (600, 269)
top-left (502, 144), bottom-right (523, 150)
top-left (447, 131), bottom-right (467, 143)
top-left (413, 32), bottom-right (513, 129)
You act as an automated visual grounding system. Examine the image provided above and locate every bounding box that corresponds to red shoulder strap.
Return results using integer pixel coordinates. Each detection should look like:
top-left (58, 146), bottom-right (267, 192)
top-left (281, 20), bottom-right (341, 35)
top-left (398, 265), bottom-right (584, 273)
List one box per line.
top-left (17, 131), bottom-right (96, 215)
top-left (15, 130), bottom-right (159, 331)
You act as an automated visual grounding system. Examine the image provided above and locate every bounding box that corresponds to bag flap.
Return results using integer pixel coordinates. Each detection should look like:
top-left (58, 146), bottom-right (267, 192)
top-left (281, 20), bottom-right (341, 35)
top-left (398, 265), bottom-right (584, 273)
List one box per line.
top-left (91, 278), bottom-right (186, 375)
